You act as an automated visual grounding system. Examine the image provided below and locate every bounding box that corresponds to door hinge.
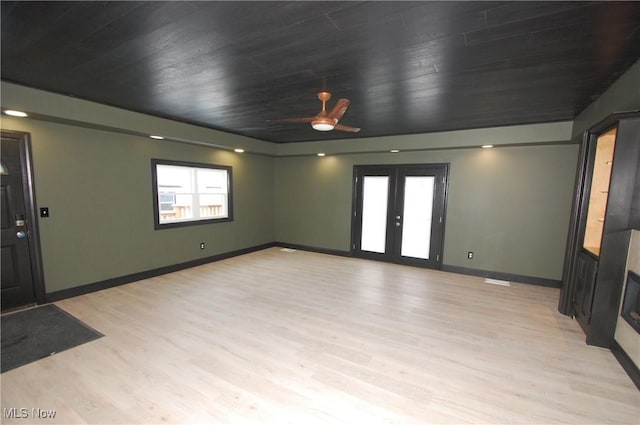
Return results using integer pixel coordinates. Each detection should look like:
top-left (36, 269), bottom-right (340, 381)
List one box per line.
top-left (442, 177), bottom-right (445, 184)
top-left (439, 216), bottom-right (442, 223)
top-left (437, 254), bottom-right (440, 261)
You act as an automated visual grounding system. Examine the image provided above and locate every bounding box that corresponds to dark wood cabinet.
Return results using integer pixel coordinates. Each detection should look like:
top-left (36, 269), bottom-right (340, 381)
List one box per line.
top-left (572, 251), bottom-right (598, 329)
top-left (559, 112), bottom-right (640, 347)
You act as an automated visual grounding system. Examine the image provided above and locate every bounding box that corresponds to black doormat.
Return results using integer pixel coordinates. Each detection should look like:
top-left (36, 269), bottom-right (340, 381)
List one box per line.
top-left (1, 304), bottom-right (103, 373)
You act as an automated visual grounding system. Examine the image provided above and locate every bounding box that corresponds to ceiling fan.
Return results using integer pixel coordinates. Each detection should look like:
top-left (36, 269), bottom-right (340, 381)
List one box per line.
top-left (279, 91), bottom-right (361, 133)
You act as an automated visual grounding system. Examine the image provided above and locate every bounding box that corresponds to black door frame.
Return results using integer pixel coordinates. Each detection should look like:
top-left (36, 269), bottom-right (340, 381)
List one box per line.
top-left (350, 163), bottom-right (449, 269)
top-left (1, 130), bottom-right (46, 309)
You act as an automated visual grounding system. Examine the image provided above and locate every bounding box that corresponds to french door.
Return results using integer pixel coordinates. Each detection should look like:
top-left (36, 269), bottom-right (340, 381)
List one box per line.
top-left (352, 164), bottom-right (448, 269)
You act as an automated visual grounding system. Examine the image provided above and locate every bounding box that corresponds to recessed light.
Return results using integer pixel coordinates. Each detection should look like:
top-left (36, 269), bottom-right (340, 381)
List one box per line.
top-left (390, 149), bottom-right (400, 153)
top-left (317, 153), bottom-right (326, 157)
top-left (149, 135), bottom-right (164, 140)
top-left (4, 110), bottom-right (27, 117)
top-left (482, 144), bottom-right (494, 149)
top-left (234, 148), bottom-right (245, 153)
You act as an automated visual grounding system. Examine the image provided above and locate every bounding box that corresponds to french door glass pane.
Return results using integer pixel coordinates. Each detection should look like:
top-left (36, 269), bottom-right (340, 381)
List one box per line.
top-left (361, 176), bottom-right (389, 253)
top-left (401, 176), bottom-right (434, 259)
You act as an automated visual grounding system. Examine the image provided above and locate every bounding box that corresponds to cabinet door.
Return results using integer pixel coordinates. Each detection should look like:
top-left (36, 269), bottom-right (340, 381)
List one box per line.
top-left (573, 251), bottom-right (598, 326)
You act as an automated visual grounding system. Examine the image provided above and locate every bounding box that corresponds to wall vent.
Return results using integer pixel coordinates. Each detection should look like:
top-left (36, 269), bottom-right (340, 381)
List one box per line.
top-left (485, 278), bottom-right (510, 286)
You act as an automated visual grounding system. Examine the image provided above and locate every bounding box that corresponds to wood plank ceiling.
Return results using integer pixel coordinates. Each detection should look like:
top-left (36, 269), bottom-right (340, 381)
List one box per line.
top-left (2, 1), bottom-right (639, 143)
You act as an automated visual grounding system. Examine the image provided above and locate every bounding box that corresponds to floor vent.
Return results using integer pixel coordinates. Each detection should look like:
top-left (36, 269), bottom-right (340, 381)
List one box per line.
top-left (485, 278), bottom-right (510, 286)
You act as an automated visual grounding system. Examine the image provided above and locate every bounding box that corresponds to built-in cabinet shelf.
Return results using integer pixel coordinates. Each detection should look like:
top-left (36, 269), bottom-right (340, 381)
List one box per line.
top-left (583, 128), bottom-right (616, 257)
top-left (583, 246), bottom-right (600, 257)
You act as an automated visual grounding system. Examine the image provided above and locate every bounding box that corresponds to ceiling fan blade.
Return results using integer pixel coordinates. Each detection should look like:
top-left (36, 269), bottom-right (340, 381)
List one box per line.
top-left (277, 117), bottom-right (315, 123)
top-left (328, 98), bottom-right (351, 121)
top-left (334, 124), bottom-right (361, 133)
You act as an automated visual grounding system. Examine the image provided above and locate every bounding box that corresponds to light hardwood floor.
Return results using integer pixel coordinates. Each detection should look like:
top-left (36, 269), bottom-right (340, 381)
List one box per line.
top-left (1, 247), bottom-right (638, 424)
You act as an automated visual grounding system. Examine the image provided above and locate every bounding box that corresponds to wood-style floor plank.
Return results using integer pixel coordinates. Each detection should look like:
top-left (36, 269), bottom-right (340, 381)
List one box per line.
top-left (1, 247), bottom-right (638, 424)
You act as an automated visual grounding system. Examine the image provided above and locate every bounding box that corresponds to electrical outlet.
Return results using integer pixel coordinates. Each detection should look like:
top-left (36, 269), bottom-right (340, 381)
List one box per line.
top-left (467, 251), bottom-right (474, 259)
top-left (200, 242), bottom-right (205, 250)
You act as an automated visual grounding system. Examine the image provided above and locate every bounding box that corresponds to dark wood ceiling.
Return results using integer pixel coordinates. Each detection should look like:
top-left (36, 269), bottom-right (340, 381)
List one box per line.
top-left (2, 1), bottom-right (639, 143)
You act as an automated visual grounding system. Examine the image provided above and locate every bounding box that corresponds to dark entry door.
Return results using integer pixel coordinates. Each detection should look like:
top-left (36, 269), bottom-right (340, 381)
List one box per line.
top-left (1, 131), bottom-right (38, 311)
top-left (352, 164), bottom-right (448, 269)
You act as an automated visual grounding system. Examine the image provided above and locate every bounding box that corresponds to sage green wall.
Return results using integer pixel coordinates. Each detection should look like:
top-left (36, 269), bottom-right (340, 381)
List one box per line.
top-left (275, 143), bottom-right (578, 281)
top-left (1, 116), bottom-right (275, 293)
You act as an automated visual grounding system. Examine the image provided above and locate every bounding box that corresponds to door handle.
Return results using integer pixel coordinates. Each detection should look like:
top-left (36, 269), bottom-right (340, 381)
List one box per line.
top-left (16, 231), bottom-right (26, 239)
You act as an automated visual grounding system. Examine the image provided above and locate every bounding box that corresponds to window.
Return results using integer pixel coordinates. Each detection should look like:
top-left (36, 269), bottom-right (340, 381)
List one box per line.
top-left (151, 159), bottom-right (232, 229)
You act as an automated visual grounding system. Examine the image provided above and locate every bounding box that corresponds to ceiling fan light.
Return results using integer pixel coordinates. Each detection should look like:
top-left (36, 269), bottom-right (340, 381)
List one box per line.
top-left (312, 123), bottom-right (334, 131)
top-left (311, 116), bottom-right (336, 131)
